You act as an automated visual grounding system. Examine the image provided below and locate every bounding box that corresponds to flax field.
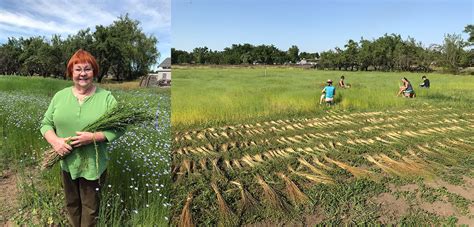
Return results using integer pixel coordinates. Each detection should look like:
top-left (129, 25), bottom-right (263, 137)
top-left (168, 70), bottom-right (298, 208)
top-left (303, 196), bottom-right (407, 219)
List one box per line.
top-left (0, 76), bottom-right (170, 226)
top-left (171, 67), bottom-right (474, 225)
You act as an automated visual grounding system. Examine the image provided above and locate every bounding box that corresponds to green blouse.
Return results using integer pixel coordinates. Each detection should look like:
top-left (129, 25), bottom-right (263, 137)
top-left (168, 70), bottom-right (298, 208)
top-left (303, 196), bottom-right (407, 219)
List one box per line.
top-left (40, 86), bottom-right (121, 180)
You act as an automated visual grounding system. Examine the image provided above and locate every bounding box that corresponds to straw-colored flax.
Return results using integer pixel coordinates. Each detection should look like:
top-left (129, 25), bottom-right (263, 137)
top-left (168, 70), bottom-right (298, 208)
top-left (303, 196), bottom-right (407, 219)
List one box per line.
top-left (256, 175), bottom-right (287, 212)
top-left (324, 156), bottom-right (376, 179)
top-left (377, 154), bottom-right (416, 171)
top-left (233, 159), bottom-right (243, 169)
top-left (312, 157), bottom-right (332, 170)
top-left (206, 143), bottom-right (214, 151)
top-left (375, 136), bottom-right (392, 144)
top-left (288, 165), bottom-right (333, 184)
top-left (211, 158), bottom-right (223, 175)
top-left (241, 155), bottom-right (257, 167)
top-left (365, 154), bottom-right (404, 177)
top-left (277, 172), bottom-right (309, 206)
top-left (416, 144), bottom-right (434, 154)
top-left (253, 154), bottom-right (265, 163)
top-left (182, 159), bottom-right (192, 175)
top-left (230, 181), bottom-right (258, 215)
top-left (220, 143), bottom-right (229, 152)
top-left (445, 139), bottom-right (474, 151)
top-left (179, 193), bottom-right (195, 227)
top-left (210, 182), bottom-right (237, 226)
top-left (298, 158), bottom-right (326, 176)
top-left (224, 159), bottom-right (233, 171)
top-left (199, 158), bottom-right (208, 171)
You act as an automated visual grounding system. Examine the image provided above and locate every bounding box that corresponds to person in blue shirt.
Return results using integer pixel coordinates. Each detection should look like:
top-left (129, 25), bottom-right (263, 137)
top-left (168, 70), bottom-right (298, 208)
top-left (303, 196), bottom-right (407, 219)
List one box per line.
top-left (320, 79), bottom-right (336, 104)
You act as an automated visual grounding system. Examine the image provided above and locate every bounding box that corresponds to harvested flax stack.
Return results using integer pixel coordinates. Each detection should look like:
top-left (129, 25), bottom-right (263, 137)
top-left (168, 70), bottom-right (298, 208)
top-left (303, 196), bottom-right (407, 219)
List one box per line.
top-left (179, 193), bottom-right (195, 227)
top-left (277, 172), bottom-right (309, 206)
top-left (230, 181), bottom-right (258, 214)
top-left (256, 175), bottom-right (287, 212)
top-left (211, 182), bottom-right (237, 226)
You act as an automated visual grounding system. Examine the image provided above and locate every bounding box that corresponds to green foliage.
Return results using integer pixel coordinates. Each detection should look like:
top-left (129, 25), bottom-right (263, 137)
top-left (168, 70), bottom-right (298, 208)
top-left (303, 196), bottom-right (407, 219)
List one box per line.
top-left (172, 68), bottom-right (474, 128)
top-left (464, 24), bottom-right (474, 43)
top-left (0, 76), bottom-right (170, 225)
top-left (440, 33), bottom-right (468, 73)
top-left (172, 28), bottom-right (473, 73)
top-left (0, 15), bottom-right (159, 82)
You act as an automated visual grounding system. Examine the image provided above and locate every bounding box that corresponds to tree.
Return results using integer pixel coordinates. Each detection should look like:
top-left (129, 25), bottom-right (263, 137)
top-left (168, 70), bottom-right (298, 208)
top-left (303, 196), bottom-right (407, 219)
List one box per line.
top-left (358, 38), bottom-right (374, 71)
top-left (92, 15), bottom-right (158, 82)
top-left (192, 47), bottom-right (209, 64)
top-left (50, 34), bottom-right (67, 78)
top-left (440, 33), bottom-right (466, 73)
top-left (319, 50), bottom-right (337, 70)
top-left (172, 48), bottom-right (192, 64)
top-left (18, 36), bottom-right (55, 76)
top-left (287, 45), bottom-right (299, 63)
top-left (464, 24), bottom-right (474, 43)
top-left (343, 39), bottom-right (358, 71)
top-left (0, 37), bottom-right (23, 75)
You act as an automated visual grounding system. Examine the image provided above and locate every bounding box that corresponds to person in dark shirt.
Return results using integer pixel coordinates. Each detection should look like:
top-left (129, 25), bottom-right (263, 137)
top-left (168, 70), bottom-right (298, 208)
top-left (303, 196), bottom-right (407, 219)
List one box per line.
top-left (420, 76), bottom-right (430, 88)
top-left (338, 75), bottom-right (352, 88)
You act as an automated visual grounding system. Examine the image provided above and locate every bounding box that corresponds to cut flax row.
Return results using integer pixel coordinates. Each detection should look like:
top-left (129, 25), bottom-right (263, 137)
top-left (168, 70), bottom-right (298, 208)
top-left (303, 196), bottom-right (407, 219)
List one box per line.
top-left (323, 156), bottom-right (377, 180)
top-left (288, 165), bottom-right (334, 185)
top-left (444, 139), bottom-right (474, 152)
top-left (416, 143), bottom-right (460, 165)
top-left (174, 158), bottom-right (216, 179)
top-left (175, 145), bottom-right (216, 156)
top-left (175, 106), bottom-right (452, 143)
top-left (365, 152), bottom-right (434, 179)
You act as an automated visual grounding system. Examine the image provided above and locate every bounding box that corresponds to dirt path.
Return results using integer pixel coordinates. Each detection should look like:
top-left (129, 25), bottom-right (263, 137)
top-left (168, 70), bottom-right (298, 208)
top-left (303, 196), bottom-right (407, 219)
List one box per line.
top-left (374, 178), bottom-right (474, 225)
top-left (0, 169), bottom-right (18, 226)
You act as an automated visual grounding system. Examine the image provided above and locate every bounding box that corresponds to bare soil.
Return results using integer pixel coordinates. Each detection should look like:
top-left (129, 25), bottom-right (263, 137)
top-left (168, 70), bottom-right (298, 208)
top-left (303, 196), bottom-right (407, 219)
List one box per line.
top-left (373, 192), bottom-right (410, 224)
top-left (0, 169), bottom-right (18, 226)
top-left (378, 178), bottom-right (474, 225)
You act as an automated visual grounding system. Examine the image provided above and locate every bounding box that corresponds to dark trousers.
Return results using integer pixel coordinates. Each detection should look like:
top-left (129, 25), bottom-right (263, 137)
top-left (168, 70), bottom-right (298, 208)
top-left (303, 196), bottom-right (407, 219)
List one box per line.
top-left (61, 170), bottom-right (106, 227)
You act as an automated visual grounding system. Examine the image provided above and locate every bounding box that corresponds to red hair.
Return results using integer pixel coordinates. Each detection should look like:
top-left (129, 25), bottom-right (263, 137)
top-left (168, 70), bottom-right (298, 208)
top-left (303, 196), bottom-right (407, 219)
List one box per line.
top-left (66, 49), bottom-right (99, 77)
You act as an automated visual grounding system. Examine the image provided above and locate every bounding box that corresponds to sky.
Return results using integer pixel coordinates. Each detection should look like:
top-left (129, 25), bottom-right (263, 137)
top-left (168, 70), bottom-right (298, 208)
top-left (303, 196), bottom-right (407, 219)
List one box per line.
top-left (0, 0), bottom-right (170, 66)
top-left (172, 0), bottom-right (473, 53)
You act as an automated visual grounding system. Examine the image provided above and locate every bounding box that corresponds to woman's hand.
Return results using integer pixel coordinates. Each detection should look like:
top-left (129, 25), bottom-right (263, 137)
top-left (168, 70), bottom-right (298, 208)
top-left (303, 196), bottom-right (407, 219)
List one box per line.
top-left (70, 131), bottom-right (96, 148)
top-left (52, 137), bottom-right (73, 156)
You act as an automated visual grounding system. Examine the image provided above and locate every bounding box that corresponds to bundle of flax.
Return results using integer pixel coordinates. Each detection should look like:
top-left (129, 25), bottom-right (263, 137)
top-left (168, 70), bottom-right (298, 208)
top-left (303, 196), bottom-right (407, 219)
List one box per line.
top-left (41, 103), bottom-right (151, 170)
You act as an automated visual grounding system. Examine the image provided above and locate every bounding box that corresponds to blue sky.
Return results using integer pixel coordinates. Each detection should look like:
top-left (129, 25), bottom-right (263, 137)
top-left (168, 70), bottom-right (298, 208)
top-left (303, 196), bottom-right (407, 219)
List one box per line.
top-left (0, 0), bottom-right (170, 65)
top-left (172, 0), bottom-right (473, 53)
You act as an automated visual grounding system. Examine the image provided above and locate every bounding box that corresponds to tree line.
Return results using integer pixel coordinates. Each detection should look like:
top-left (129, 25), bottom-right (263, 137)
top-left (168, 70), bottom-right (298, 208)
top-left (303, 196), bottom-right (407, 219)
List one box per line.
top-left (172, 25), bottom-right (474, 73)
top-left (0, 15), bottom-right (159, 82)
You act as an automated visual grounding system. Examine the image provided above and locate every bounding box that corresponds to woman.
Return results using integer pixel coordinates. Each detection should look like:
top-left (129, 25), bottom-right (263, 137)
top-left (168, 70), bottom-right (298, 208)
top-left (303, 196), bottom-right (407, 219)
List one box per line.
top-left (338, 75), bottom-right (346, 88)
top-left (319, 79), bottom-right (336, 105)
top-left (338, 75), bottom-right (350, 88)
top-left (397, 77), bottom-right (415, 98)
top-left (40, 49), bottom-right (121, 227)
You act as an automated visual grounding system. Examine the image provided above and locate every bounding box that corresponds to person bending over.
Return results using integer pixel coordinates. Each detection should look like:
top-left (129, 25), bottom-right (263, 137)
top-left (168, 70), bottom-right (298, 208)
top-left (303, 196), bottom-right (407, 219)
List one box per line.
top-left (320, 79), bottom-right (336, 104)
top-left (397, 77), bottom-right (416, 98)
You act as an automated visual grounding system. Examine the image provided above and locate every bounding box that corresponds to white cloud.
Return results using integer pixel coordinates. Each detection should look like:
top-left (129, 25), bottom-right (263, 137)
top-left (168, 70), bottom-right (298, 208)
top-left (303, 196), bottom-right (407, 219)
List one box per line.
top-left (0, 10), bottom-right (76, 34)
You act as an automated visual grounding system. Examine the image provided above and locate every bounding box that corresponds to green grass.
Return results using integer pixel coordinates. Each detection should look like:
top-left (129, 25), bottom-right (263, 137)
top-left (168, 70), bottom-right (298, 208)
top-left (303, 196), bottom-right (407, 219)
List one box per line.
top-left (172, 67), bottom-right (474, 129)
top-left (171, 67), bottom-right (474, 225)
top-left (0, 75), bottom-right (170, 226)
